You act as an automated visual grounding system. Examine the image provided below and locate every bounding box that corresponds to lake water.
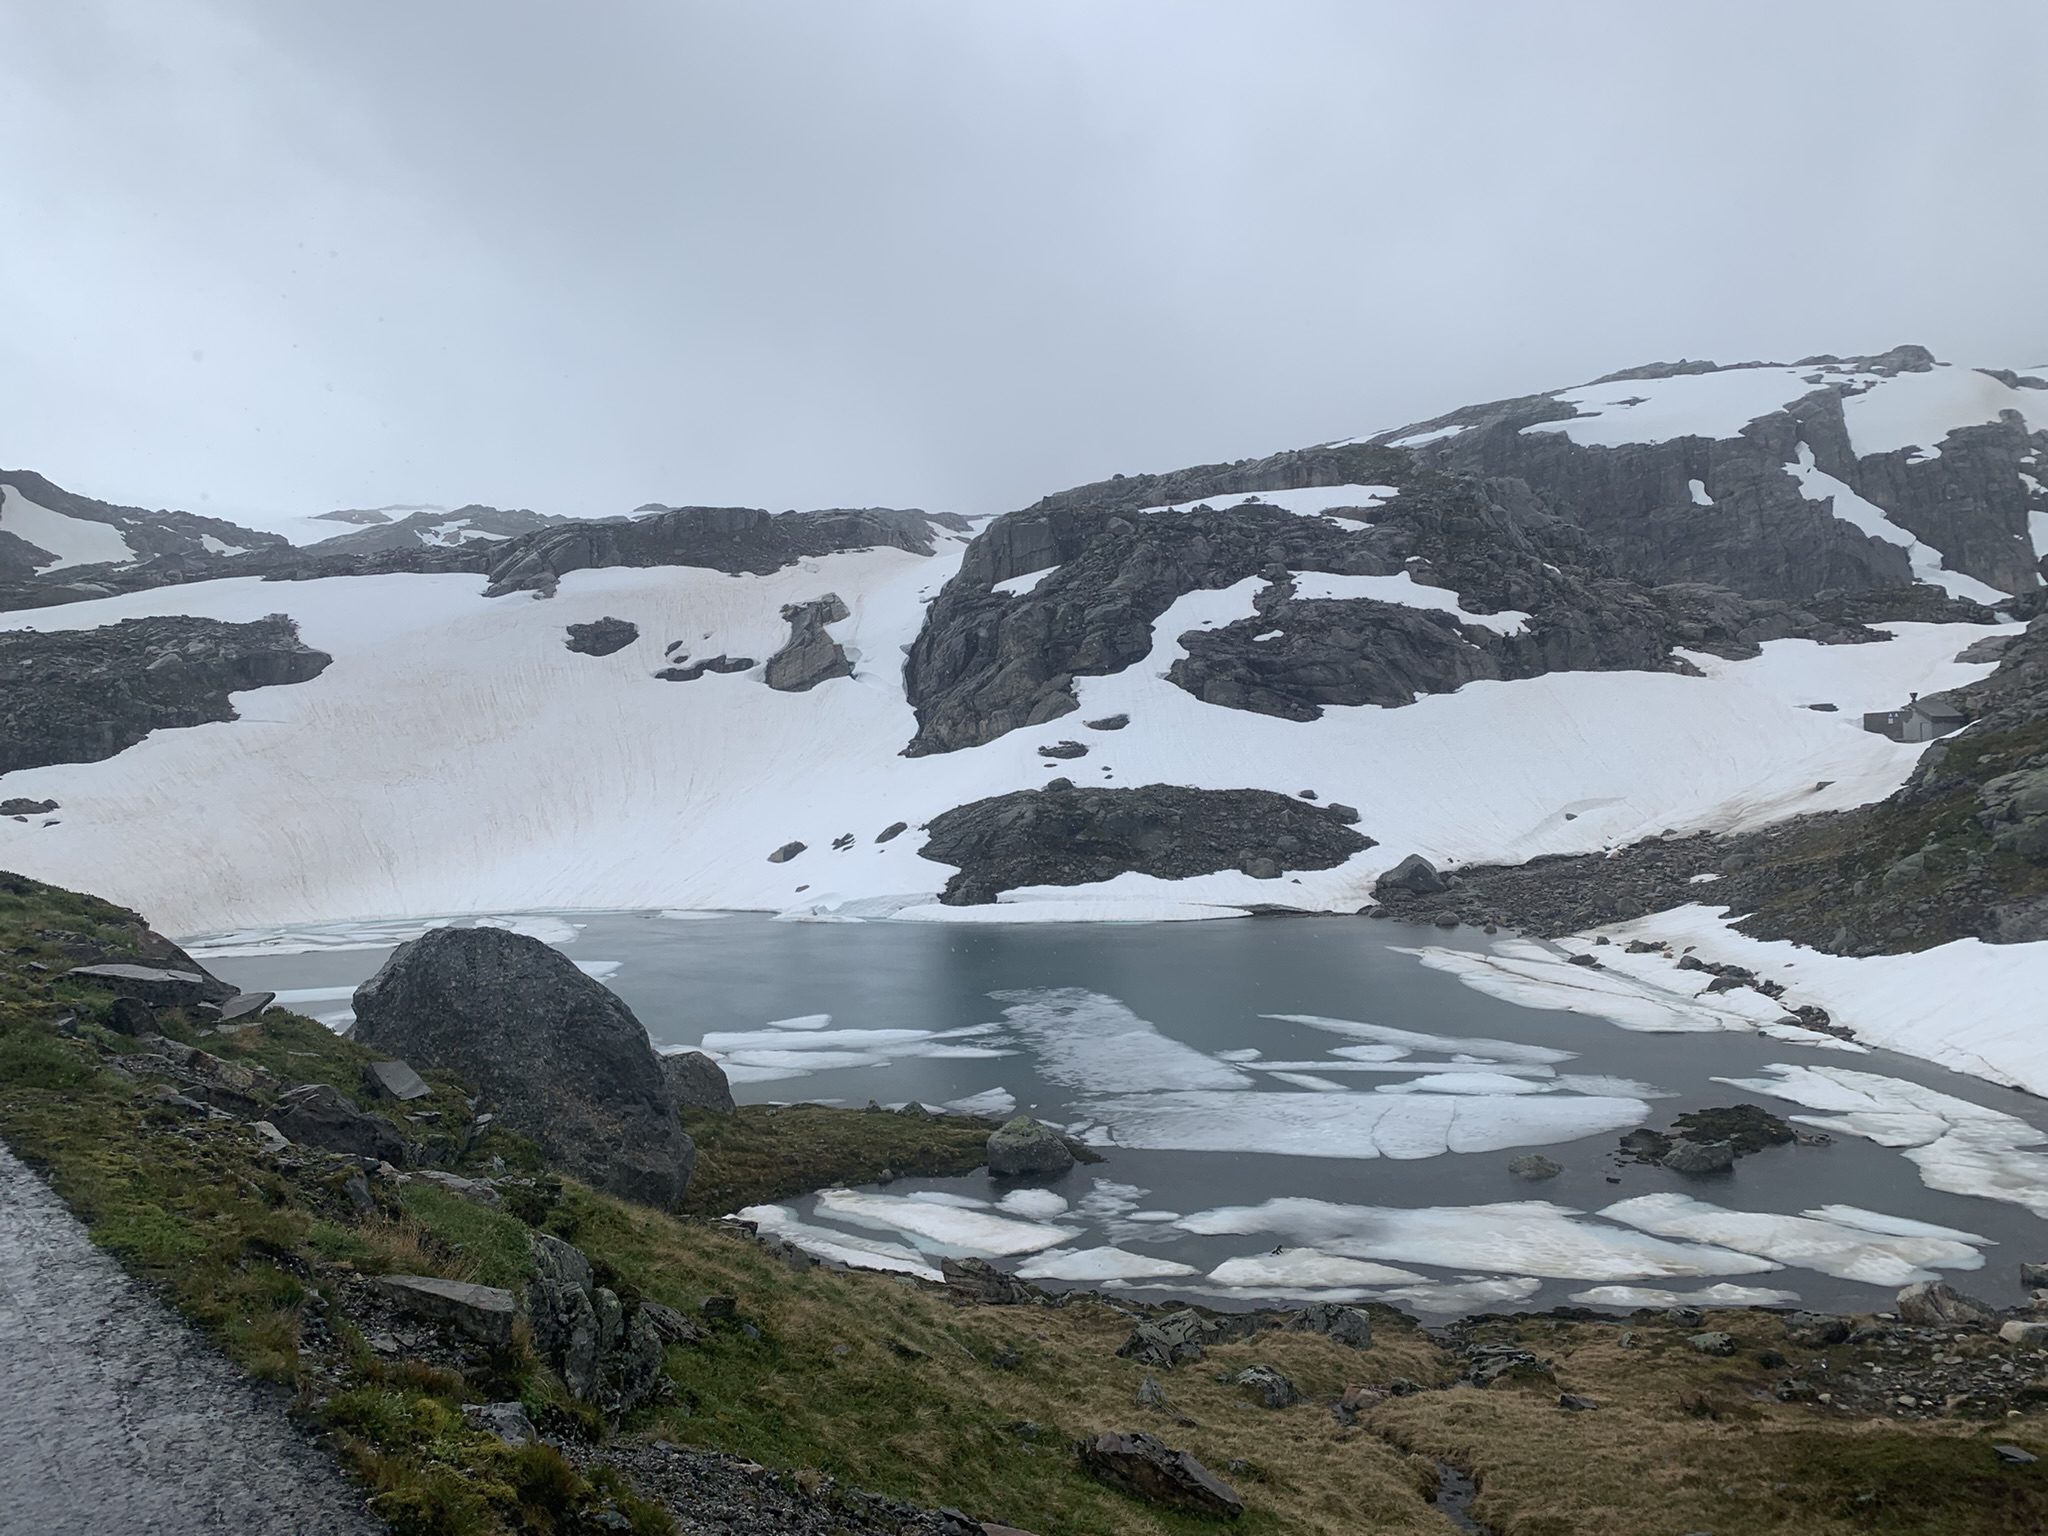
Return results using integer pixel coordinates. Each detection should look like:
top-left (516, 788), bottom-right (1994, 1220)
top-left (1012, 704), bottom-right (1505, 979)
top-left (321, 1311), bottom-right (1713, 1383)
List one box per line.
top-left (193, 911), bottom-right (2048, 1318)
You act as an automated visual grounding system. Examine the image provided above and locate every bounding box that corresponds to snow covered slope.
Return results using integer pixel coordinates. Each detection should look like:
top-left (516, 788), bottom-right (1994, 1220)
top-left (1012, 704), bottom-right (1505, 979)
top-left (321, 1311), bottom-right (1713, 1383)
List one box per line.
top-left (0, 543), bottom-right (2012, 934)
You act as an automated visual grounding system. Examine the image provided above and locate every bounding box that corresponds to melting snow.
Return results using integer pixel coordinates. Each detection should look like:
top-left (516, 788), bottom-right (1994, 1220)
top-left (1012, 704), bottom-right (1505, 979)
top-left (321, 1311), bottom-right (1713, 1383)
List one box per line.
top-left (1570, 1282), bottom-right (1802, 1308)
top-left (1785, 442), bottom-right (2008, 603)
top-left (1015, 1247), bottom-right (1197, 1281)
top-left (0, 485), bottom-right (136, 571)
top-left (1141, 485), bottom-right (1398, 519)
top-left (993, 566), bottom-right (1058, 598)
top-left (1599, 1192), bottom-right (1988, 1285)
top-left (814, 1189), bottom-right (1079, 1256)
top-left (1285, 570), bottom-right (1530, 635)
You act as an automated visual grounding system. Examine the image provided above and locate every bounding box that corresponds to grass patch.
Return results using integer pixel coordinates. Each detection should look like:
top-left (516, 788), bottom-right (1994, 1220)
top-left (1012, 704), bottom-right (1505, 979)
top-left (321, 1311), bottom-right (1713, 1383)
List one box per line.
top-left (679, 1103), bottom-right (992, 1216)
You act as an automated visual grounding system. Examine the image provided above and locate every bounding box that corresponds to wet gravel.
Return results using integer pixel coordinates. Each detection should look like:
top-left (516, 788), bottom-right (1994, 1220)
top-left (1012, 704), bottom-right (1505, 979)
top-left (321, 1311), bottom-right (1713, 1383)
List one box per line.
top-left (0, 1139), bottom-right (383, 1536)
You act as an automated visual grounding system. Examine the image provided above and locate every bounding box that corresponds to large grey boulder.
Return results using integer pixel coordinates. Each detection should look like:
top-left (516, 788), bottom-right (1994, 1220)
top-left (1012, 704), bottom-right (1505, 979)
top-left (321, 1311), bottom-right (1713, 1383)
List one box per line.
top-left (1076, 1432), bottom-right (1243, 1518)
top-left (987, 1115), bottom-right (1074, 1177)
top-left (660, 1050), bottom-right (736, 1115)
top-left (373, 1275), bottom-right (516, 1346)
top-left (1896, 1280), bottom-right (1996, 1329)
top-left (270, 1083), bottom-right (410, 1166)
top-left (1375, 854), bottom-right (1447, 897)
top-left (351, 926), bottom-right (694, 1209)
top-left (563, 617), bottom-right (639, 656)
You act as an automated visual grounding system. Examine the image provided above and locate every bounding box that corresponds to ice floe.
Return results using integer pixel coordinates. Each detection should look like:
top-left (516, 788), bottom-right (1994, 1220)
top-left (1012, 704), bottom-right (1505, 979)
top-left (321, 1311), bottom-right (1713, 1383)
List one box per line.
top-left (1177, 1198), bottom-right (1774, 1281)
top-left (992, 989), bottom-right (1248, 1092)
top-left (737, 1205), bottom-right (942, 1281)
top-left (996, 1189), bottom-right (1071, 1218)
top-left (1015, 1247), bottom-right (1198, 1282)
top-left (1265, 1014), bottom-right (1575, 1066)
top-left (1599, 1193), bottom-right (1988, 1286)
top-left (1569, 1282), bottom-right (1802, 1309)
top-left (814, 1189), bottom-right (1079, 1256)
top-left (1206, 1250), bottom-right (1425, 1290)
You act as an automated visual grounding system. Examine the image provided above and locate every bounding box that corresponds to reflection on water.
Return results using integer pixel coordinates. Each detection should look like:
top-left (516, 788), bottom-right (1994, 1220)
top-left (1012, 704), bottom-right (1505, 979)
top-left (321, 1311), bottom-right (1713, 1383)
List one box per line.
top-left (195, 911), bottom-right (2048, 1316)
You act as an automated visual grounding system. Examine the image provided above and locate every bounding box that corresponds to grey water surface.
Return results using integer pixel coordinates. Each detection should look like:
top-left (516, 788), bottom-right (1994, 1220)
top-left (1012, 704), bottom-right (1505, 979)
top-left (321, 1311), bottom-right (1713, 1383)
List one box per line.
top-left (199, 912), bottom-right (2048, 1318)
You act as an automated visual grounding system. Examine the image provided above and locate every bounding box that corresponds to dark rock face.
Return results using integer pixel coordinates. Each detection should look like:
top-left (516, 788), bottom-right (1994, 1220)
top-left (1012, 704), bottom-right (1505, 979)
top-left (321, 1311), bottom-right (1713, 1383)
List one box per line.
top-left (0, 614), bottom-right (331, 773)
top-left (660, 1050), bottom-right (735, 1115)
top-left (350, 926), bottom-right (694, 1209)
top-left (1075, 1432), bottom-right (1243, 1518)
top-left (1380, 348), bottom-right (2046, 601)
top-left (564, 617), bottom-right (639, 656)
top-left (269, 1083), bottom-right (410, 1166)
top-left (483, 506), bottom-right (938, 598)
top-left (764, 595), bottom-right (853, 691)
top-left (985, 1115), bottom-right (1074, 1176)
top-left (919, 783), bottom-right (1372, 905)
top-left (0, 468), bottom-right (290, 585)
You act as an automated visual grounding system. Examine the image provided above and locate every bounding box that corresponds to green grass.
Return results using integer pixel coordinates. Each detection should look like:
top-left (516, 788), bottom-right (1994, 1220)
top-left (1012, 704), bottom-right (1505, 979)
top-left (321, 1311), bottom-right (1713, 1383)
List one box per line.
top-left (678, 1102), bottom-right (993, 1216)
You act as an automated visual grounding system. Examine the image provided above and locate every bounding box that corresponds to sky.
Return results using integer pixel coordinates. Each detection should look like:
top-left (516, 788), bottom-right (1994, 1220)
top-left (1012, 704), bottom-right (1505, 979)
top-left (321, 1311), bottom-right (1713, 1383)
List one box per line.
top-left (2, 1), bottom-right (2043, 524)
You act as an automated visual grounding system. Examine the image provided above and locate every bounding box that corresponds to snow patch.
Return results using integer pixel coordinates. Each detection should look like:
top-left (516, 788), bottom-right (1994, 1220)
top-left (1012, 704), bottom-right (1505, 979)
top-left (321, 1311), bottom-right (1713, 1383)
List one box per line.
top-left (1285, 570), bottom-right (1530, 635)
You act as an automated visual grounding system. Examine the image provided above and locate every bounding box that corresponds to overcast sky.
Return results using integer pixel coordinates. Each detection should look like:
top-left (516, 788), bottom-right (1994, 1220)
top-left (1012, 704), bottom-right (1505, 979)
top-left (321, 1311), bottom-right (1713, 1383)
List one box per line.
top-left (3, 2), bottom-right (2043, 523)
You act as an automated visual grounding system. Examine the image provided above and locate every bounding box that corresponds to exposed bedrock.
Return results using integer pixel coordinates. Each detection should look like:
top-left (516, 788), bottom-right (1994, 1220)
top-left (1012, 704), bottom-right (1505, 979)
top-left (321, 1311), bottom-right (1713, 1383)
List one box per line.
top-left (350, 926), bottom-right (695, 1209)
top-left (904, 464), bottom-right (1887, 750)
top-left (917, 781), bottom-right (1372, 905)
top-left (483, 506), bottom-right (940, 597)
top-left (1383, 347), bottom-right (2047, 601)
top-left (764, 594), bottom-right (853, 691)
top-left (0, 614), bottom-right (331, 774)
top-left (563, 616), bottom-right (640, 656)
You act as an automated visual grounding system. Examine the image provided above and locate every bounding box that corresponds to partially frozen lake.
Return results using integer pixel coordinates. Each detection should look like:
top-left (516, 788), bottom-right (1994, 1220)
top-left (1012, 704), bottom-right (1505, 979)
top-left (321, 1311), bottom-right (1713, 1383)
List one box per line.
top-left (194, 912), bottom-right (2048, 1317)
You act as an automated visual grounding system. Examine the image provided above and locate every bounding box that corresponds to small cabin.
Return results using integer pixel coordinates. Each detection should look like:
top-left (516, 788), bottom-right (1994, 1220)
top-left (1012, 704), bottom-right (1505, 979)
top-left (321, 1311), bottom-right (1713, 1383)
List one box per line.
top-left (1861, 692), bottom-right (1968, 743)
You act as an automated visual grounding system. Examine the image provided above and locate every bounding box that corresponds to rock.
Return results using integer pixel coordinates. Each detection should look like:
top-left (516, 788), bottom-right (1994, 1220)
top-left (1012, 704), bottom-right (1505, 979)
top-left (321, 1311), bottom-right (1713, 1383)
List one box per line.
top-left (0, 613), bottom-right (331, 775)
top-left (350, 925), bottom-right (694, 1209)
top-left (700, 1294), bottom-right (738, 1320)
top-left (986, 1115), bottom-right (1075, 1177)
top-left (1507, 1153), bottom-right (1563, 1181)
top-left (413, 1169), bottom-right (500, 1205)
top-left (920, 783), bottom-right (1370, 905)
top-left (342, 1172), bottom-right (378, 1218)
top-left (941, 1257), bottom-right (1038, 1306)
top-left (654, 653), bottom-right (754, 682)
top-left (639, 1301), bottom-right (704, 1345)
top-left (64, 963), bottom-right (214, 1009)
top-left (373, 1275), bottom-right (516, 1346)
top-left (1084, 715), bottom-right (1129, 730)
top-left (1037, 740), bottom-right (1088, 759)
top-left (1375, 854), bottom-right (1447, 896)
top-left (1999, 1321), bottom-right (2048, 1348)
top-left (248, 1120), bottom-right (291, 1155)
top-left (660, 1050), bottom-right (735, 1115)
top-left (1896, 1281), bottom-right (1996, 1329)
top-left (2023, 1262), bottom-right (2048, 1290)
top-left (1558, 1393), bottom-right (1599, 1411)
top-left (1241, 856), bottom-right (1282, 879)
top-left (1463, 1343), bottom-right (1554, 1387)
top-left (768, 841), bottom-right (806, 864)
top-left (106, 996), bottom-right (156, 1036)
top-left (1135, 1375), bottom-right (1168, 1409)
top-left (1687, 1332), bottom-right (1738, 1356)
top-left (526, 1232), bottom-right (666, 1414)
top-left (362, 1058), bottom-right (431, 1102)
top-left (564, 617), bottom-right (639, 656)
top-left (218, 991), bottom-right (274, 1023)
top-left (270, 1083), bottom-right (410, 1165)
top-left (1994, 1444), bottom-right (2040, 1466)
top-left (0, 797), bottom-right (58, 815)
top-left (1660, 1140), bottom-right (1736, 1177)
top-left (1325, 802), bottom-right (1361, 823)
top-left (1232, 1365), bottom-right (1299, 1408)
top-left (1075, 1432), bottom-right (1243, 1519)
top-left (764, 594), bottom-right (853, 691)
top-left (1285, 1302), bottom-right (1373, 1349)
top-left (876, 821), bottom-right (908, 843)
top-left (462, 1401), bottom-right (538, 1445)
top-left (1117, 1311), bottom-right (1212, 1369)
top-left (1567, 951), bottom-right (1600, 968)
top-left (1784, 1312), bottom-right (1851, 1348)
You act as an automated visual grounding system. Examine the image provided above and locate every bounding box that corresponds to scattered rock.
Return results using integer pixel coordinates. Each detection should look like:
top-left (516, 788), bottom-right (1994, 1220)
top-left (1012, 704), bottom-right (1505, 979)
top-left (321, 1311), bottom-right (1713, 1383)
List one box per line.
top-left (362, 1058), bottom-right (431, 1102)
top-left (876, 822), bottom-right (908, 843)
top-left (1895, 1281), bottom-right (1996, 1329)
top-left (218, 991), bottom-right (274, 1023)
top-left (660, 1049), bottom-right (735, 1115)
top-left (1994, 1444), bottom-right (2040, 1466)
top-left (1508, 1153), bottom-right (1563, 1181)
top-left (64, 963), bottom-right (215, 1009)
top-left (1999, 1321), bottom-right (2048, 1348)
top-left (654, 653), bottom-right (755, 682)
top-left (564, 617), bottom-right (640, 656)
top-left (0, 797), bottom-right (57, 816)
top-left (1232, 1365), bottom-right (1299, 1409)
top-left (463, 1401), bottom-right (538, 1445)
top-left (1660, 1140), bottom-right (1737, 1177)
top-left (1784, 1312), bottom-right (1851, 1348)
top-left (768, 841), bottom-right (806, 864)
top-left (270, 1083), bottom-right (411, 1165)
top-left (941, 1257), bottom-right (1038, 1307)
top-left (1687, 1332), bottom-right (1738, 1356)
top-left (351, 925), bottom-right (695, 1208)
top-left (986, 1115), bottom-right (1075, 1177)
top-left (1037, 740), bottom-right (1088, 759)
top-left (373, 1275), bottom-right (517, 1346)
top-left (1117, 1311), bottom-right (1213, 1370)
top-left (1085, 715), bottom-right (1129, 731)
top-left (1285, 1303), bottom-right (1373, 1349)
top-left (1135, 1375), bottom-right (1168, 1409)
top-left (1463, 1342), bottom-right (1554, 1387)
top-left (106, 996), bottom-right (156, 1036)
top-left (1325, 802), bottom-right (1361, 823)
top-left (1075, 1432), bottom-right (1243, 1519)
top-left (527, 1231), bottom-right (666, 1414)
top-left (1558, 1393), bottom-right (1600, 1411)
top-left (2021, 1261), bottom-right (2048, 1289)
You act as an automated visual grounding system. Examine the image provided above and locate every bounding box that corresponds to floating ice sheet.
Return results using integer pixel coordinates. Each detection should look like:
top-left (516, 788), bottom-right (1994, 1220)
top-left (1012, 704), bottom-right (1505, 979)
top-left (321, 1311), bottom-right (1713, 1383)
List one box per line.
top-left (1570, 1282), bottom-right (1802, 1308)
top-left (1016, 1247), bottom-right (1198, 1282)
top-left (997, 1189), bottom-right (1071, 1218)
top-left (1264, 1013), bottom-right (1575, 1066)
top-left (815, 1189), bottom-right (1079, 1256)
top-left (993, 988), bottom-right (1248, 1092)
top-left (1207, 1250), bottom-right (1424, 1290)
top-left (737, 1204), bottom-right (942, 1281)
top-left (1600, 1192), bottom-right (1987, 1286)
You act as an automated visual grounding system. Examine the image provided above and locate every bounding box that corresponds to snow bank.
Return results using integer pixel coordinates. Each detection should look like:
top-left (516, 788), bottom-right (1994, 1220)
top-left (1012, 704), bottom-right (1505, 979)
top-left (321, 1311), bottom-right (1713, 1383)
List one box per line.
top-left (1286, 569), bottom-right (1530, 634)
top-left (0, 485), bottom-right (135, 570)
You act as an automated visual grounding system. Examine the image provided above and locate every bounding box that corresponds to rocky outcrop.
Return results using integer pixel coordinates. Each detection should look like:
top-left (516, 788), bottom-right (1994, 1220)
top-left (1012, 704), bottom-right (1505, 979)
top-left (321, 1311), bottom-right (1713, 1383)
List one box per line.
top-left (269, 1083), bottom-right (410, 1165)
top-left (660, 1050), bottom-right (735, 1115)
top-left (654, 653), bottom-right (754, 682)
top-left (1377, 348), bottom-right (2046, 602)
top-left (483, 506), bottom-right (939, 598)
top-left (564, 617), bottom-right (639, 656)
top-left (985, 1115), bottom-right (1074, 1176)
top-left (527, 1232), bottom-right (667, 1415)
top-left (1075, 1432), bottom-right (1243, 1518)
top-left (350, 926), bottom-right (694, 1209)
top-left (919, 782), bottom-right (1372, 905)
top-left (0, 614), bottom-right (331, 773)
top-left (1895, 1280), bottom-right (1996, 1329)
top-left (764, 595), bottom-right (853, 691)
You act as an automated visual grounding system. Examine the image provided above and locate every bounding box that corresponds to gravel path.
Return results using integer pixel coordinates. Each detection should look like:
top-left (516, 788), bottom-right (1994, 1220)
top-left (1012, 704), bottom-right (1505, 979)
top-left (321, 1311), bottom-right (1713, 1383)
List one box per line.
top-left (0, 1139), bottom-right (383, 1535)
